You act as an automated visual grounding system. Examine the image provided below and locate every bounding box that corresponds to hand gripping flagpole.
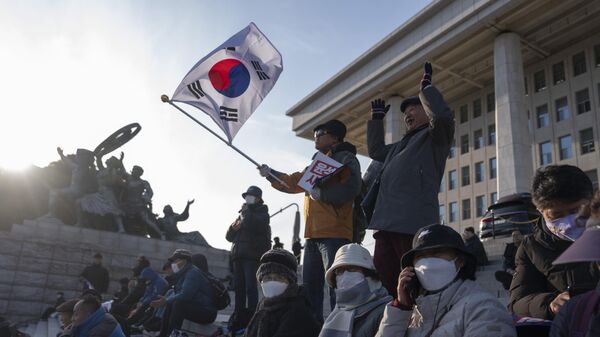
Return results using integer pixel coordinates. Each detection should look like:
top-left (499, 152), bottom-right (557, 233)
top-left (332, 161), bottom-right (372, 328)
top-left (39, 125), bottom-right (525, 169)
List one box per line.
top-left (161, 95), bottom-right (289, 188)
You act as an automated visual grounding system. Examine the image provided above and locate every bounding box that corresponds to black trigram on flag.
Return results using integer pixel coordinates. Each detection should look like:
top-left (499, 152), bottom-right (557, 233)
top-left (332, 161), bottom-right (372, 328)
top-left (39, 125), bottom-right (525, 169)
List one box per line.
top-left (220, 106), bottom-right (238, 122)
top-left (251, 60), bottom-right (270, 80)
top-left (187, 80), bottom-right (205, 99)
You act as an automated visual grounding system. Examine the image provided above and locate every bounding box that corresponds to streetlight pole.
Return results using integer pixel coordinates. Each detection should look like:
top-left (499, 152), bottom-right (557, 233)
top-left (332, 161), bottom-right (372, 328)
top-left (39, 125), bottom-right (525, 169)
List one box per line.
top-left (270, 203), bottom-right (301, 243)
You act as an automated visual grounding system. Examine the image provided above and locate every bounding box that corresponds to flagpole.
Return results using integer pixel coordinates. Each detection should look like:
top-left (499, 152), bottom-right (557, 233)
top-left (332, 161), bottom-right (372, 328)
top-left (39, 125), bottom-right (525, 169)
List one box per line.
top-left (161, 95), bottom-right (290, 188)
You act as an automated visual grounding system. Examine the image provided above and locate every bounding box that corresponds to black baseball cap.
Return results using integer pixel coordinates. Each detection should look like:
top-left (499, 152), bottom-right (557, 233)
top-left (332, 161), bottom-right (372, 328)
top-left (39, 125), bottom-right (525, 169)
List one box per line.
top-left (314, 119), bottom-right (347, 141)
top-left (400, 96), bottom-right (422, 113)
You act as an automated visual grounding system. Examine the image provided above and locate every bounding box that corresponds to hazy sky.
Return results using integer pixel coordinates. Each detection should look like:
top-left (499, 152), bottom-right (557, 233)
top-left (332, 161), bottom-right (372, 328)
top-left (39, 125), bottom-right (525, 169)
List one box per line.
top-left (0, 0), bottom-right (430, 251)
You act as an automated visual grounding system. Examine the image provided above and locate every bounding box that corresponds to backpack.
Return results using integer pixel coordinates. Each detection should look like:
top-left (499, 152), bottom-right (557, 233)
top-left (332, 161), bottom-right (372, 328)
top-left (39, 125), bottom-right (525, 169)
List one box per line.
top-left (206, 272), bottom-right (231, 310)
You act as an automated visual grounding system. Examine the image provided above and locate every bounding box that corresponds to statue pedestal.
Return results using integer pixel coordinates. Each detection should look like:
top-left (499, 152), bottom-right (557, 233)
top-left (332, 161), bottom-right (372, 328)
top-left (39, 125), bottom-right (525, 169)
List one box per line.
top-left (0, 219), bottom-right (231, 323)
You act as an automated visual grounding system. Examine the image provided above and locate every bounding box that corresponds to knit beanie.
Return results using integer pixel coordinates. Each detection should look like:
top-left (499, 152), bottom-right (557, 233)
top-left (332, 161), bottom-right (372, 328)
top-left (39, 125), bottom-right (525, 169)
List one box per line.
top-left (256, 249), bottom-right (298, 284)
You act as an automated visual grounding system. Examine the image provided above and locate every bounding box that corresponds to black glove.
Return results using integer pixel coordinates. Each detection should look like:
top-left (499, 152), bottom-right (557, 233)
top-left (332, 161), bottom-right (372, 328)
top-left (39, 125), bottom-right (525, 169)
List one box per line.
top-left (371, 99), bottom-right (390, 120)
top-left (421, 62), bottom-right (433, 90)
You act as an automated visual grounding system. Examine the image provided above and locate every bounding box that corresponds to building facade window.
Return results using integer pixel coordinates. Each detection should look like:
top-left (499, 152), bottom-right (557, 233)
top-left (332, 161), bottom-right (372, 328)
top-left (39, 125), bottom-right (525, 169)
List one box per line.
top-left (439, 205), bottom-right (446, 224)
top-left (460, 134), bottom-right (469, 154)
top-left (461, 166), bottom-right (470, 186)
top-left (536, 104), bottom-right (550, 128)
top-left (449, 202), bottom-right (458, 223)
top-left (580, 128), bottom-right (595, 154)
top-left (490, 192), bottom-right (498, 205)
top-left (473, 99), bottom-right (482, 118)
top-left (576, 88), bottom-right (591, 114)
top-left (474, 129), bottom-right (484, 150)
top-left (594, 44), bottom-right (600, 67)
top-left (558, 135), bottom-right (573, 160)
top-left (534, 70), bottom-right (546, 92)
top-left (539, 141), bottom-right (553, 165)
top-left (573, 51), bottom-right (587, 76)
top-left (475, 161), bottom-right (484, 183)
top-left (449, 139), bottom-right (456, 158)
top-left (486, 92), bottom-right (495, 113)
top-left (488, 124), bottom-right (496, 145)
top-left (524, 76), bottom-right (529, 95)
top-left (462, 199), bottom-right (471, 220)
top-left (552, 61), bottom-right (565, 84)
top-left (585, 170), bottom-right (599, 191)
top-left (460, 105), bottom-right (468, 124)
top-left (476, 195), bottom-right (486, 217)
top-left (489, 157), bottom-right (497, 179)
top-left (555, 97), bottom-right (569, 122)
top-left (449, 170), bottom-right (457, 190)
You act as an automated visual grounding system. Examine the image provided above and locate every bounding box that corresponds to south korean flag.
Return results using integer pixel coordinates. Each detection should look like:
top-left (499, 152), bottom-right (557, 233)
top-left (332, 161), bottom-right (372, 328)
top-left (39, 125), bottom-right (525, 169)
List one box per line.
top-left (171, 22), bottom-right (283, 142)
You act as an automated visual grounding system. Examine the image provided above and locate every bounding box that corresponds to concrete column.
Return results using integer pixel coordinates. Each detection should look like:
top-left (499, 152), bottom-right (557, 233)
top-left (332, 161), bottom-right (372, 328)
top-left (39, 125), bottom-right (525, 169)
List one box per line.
top-left (385, 95), bottom-right (405, 143)
top-left (494, 32), bottom-right (533, 198)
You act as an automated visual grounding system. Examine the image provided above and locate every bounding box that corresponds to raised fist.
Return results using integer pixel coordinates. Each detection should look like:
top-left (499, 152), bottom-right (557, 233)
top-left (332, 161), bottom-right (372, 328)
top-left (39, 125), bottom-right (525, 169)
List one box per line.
top-left (421, 62), bottom-right (433, 90)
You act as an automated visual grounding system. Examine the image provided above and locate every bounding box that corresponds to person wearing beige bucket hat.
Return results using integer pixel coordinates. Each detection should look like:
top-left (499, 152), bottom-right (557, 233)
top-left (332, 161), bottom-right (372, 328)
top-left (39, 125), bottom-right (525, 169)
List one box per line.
top-left (321, 244), bottom-right (392, 337)
top-left (550, 191), bottom-right (600, 337)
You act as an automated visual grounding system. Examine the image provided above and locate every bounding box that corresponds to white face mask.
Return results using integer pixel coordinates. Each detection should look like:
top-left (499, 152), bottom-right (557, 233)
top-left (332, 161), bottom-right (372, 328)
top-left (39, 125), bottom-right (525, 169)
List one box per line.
top-left (414, 257), bottom-right (459, 292)
top-left (171, 262), bottom-right (180, 274)
top-left (544, 213), bottom-right (587, 241)
top-left (336, 271), bottom-right (365, 290)
top-left (245, 195), bottom-right (257, 204)
top-left (261, 281), bottom-right (288, 298)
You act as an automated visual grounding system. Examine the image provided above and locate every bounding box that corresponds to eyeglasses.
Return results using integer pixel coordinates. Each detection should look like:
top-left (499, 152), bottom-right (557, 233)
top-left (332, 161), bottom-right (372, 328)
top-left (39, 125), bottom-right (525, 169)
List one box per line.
top-left (314, 130), bottom-right (328, 138)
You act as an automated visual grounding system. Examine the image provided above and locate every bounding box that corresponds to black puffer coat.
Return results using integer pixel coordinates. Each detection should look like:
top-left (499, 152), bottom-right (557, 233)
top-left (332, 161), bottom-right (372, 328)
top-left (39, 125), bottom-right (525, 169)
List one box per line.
top-left (226, 203), bottom-right (271, 261)
top-left (508, 223), bottom-right (599, 319)
top-left (244, 284), bottom-right (320, 337)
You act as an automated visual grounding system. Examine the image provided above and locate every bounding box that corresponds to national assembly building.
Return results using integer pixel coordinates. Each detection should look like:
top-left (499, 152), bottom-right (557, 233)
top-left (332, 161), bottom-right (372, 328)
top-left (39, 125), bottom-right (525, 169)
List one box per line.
top-left (286, 0), bottom-right (600, 232)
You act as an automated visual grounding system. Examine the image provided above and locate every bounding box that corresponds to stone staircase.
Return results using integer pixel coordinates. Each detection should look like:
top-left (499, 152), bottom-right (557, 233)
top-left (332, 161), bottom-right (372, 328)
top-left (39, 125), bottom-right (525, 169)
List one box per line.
top-left (15, 316), bottom-right (60, 337)
top-left (476, 235), bottom-right (514, 306)
top-left (0, 218), bottom-right (231, 324)
top-left (15, 314), bottom-right (234, 337)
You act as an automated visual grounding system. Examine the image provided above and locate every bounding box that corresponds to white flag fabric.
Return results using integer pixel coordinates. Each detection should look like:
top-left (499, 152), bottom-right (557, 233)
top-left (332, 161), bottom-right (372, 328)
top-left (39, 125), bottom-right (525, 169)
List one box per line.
top-left (171, 22), bottom-right (283, 142)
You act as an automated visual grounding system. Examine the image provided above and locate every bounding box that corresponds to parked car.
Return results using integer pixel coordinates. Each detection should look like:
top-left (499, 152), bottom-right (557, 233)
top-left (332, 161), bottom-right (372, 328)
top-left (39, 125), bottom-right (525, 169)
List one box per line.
top-left (478, 193), bottom-right (540, 239)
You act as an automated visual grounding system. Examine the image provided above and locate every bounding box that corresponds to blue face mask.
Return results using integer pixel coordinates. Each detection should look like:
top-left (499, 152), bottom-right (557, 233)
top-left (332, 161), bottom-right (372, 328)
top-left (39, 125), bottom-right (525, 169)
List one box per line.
top-left (544, 213), bottom-right (587, 241)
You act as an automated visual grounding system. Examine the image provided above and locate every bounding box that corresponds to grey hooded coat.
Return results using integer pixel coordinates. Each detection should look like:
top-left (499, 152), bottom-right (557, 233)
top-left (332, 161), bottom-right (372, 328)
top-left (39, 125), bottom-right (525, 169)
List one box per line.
top-left (367, 85), bottom-right (454, 235)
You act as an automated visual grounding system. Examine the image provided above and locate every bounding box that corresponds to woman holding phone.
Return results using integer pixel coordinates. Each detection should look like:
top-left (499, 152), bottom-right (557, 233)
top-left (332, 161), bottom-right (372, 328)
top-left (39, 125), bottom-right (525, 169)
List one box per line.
top-left (375, 224), bottom-right (516, 337)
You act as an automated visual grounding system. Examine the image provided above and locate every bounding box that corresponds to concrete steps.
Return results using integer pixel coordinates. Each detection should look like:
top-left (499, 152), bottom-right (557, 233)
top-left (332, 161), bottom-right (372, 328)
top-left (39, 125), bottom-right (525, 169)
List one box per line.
top-left (1, 218), bottom-right (231, 323)
top-left (474, 256), bottom-right (509, 306)
top-left (32, 320), bottom-right (47, 337)
top-left (47, 317), bottom-right (60, 337)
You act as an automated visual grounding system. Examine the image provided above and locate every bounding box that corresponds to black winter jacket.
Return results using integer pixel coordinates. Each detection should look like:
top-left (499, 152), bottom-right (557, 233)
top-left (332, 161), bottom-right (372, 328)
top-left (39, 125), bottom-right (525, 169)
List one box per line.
top-left (226, 203), bottom-right (271, 261)
top-left (80, 264), bottom-right (110, 294)
top-left (508, 224), bottom-right (599, 320)
top-left (244, 284), bottom-right (320, 337)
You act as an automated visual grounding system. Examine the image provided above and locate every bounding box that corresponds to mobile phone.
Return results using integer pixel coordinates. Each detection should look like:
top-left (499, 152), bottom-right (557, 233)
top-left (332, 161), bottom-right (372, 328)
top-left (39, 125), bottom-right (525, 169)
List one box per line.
top-left (568, 285), bottom-right (592, 297)
top-left (403, 277), bottom-right (421, 305)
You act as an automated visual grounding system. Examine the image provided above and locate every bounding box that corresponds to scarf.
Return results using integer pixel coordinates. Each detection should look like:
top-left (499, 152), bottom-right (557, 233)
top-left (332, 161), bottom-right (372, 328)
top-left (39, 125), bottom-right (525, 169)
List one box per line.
top-left (245, 284), bottom-right (302, 337)
top-left (319, 278), bottom-right (392, 337)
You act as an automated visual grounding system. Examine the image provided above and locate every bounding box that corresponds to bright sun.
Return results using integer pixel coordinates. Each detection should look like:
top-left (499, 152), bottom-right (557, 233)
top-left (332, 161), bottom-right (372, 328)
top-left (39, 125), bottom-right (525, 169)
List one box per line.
top-left (0, 156), bottom-right (33, 172)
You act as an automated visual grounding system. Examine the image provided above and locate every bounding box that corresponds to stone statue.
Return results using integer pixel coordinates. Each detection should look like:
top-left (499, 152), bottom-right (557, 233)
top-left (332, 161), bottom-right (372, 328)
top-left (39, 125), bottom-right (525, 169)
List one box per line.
top-left (157, 200), bottom-right (209, 246)
top-left (121, 165), bottom-right (164, 239)
top-left (76, 152), bottom-right (127, 232)
top-left (48, 147), bottom-right (98, 222)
